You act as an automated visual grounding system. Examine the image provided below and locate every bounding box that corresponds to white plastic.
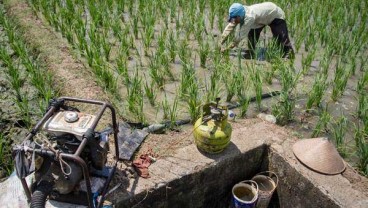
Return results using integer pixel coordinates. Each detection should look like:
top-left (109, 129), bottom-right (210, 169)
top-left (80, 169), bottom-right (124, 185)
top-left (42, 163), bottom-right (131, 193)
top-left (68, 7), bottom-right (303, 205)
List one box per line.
top-left (43, 111), bottom-right (96, 140)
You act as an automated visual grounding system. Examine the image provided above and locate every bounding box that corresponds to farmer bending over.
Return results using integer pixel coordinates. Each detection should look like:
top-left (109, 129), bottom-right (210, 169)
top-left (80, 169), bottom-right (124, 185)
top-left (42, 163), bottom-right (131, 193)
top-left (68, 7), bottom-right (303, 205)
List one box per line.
top-left (220, 2), bottom-right (294, 58)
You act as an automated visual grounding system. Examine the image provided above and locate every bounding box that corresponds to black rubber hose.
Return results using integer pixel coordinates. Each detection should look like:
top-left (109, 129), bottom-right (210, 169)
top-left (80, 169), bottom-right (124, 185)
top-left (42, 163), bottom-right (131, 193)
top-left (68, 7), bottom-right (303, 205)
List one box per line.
top-left (30, 181), bottom-right (53, 208)
top-left (125, 91), bottom-right (281, 129)
top-left (227, 91), bottom-right (281, 110)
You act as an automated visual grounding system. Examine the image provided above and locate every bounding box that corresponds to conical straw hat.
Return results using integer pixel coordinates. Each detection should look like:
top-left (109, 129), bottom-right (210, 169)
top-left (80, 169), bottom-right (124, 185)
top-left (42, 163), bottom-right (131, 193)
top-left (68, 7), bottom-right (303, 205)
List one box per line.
top-left (292, 137), bottom-right (345, 175)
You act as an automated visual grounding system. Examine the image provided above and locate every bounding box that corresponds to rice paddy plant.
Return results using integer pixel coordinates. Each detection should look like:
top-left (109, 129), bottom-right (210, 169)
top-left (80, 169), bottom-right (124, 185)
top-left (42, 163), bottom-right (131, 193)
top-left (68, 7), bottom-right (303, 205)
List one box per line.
top-left (272, 62), bottom-right (297, 125)
top-left (179, 63), bottom-right (196, 98)
top-left (194, 14), bottom-right (206, 42)
top-left (161, 96), bottom-right (170, 120)
top-left (265, 46), bottom-right (283, 85)
top-left (206, 66), bottom-right (222, 103)
top-left (357, 70), bottom-right (368, 120)
top-left (354, 123), bottom-right (368, 176)
top-left (157, 31), bottom-right (167, 55)
top-left (223, 66), bottom-right (238, 102)
top-left (312, 107), bottom-right (331, 137)
top-left (239, 95), bottom-right (251, 118)
top-left (265, 39), bottom-right (284, 62)
top-left (101, 37), bottom-right (111, 61)
top-left (142, 26), bottom-right (154, 56)
top-left (198, 40), bottom-right (210, 68)
top-left (14, 95), bottom-right (32, 128)
top-left (331, 115), bottom-right (348, 157)
top-left (0, 133), bottom-right (13, 176)
top-left (148, 58), bottom-right (165, 90)
top-left (301, 47), bottom-right (316, 75)
top-left (168, 95), bottom-right (179, 129)
top-left (116, 54), bottom-right (129, 80)
top-left (167, 31), bottom-right (177, 62)
top-left (178, 39), bottom-right (191, 63)
top-left (186, 81), bottom-right (201, 123)
top-left (127, 69), bottom-right (142, 113)
top-left (331, 58), bottom-right (351, 101)
top-left (132, 15), bottom-right (139, 39)
top-left (306, 72), bottom-right (329, 110)
top-left (234, 69), bottom-right (247, 99)
top-left (209, 5), bottom-right (216, 30)
top-left (144, 80), bottom-right (157, 106)
top-left (3, 58), bottom-right (22, 98)
top-left (249, 63), bottom-right (263, 111)
top-left (101, 68), bottom-right (118, 96)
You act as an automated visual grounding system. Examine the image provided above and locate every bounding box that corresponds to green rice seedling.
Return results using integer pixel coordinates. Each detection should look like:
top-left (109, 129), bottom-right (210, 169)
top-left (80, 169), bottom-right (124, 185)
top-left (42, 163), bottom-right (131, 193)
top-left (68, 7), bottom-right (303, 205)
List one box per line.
top-left (148, 58), bottom-right (165, 90)
top-left (301, 47), bottom-right (316, 75)
top-left (144, 80), bottom-right (157, 106)
top-left (272, 61), bottom-right (297, 125)
top-left (136, 95), bottom-right (145, 124)
top-left (2, 17), bottom-right (16, 43)
top-left (194, 14), bottom-right (206, 42)
top-left (167, 31), bottom-right (177, 63)
top-left (168, 95), bottom-right (179, 129)
top-left (161, 96), bottom-right (170, 120)
top-left (142, 26), bottom-right (154, 56)
top-left (357, 70), bottom-right (368, 119)
top-left (101, 37), bottom-right (111, 61)
top-left (186, 81), bottom-right (201, 123)
top-left (127, 69), bottom-right (142, 112)
top-left (179, 63), bottom-right (196, 98)
top-left (354, 123), bottom-right (368, 176)
top-left (159, 53), bottom-right (175, 81)
top-left (209, 6), bottom-right (216, 30)
top-left (312, 107), bottom-right (331, 137)
top-left (100, 66), bottom-right (118, 96)
top-left (331, 115), bottom-right (348, 157)
top-left (14, 95), bottom-right (32, 128)
top-left (198, 40), bottom-right (210, 68)
top-left (116, 55), bottom-right (129, 85)
top-left (132, 15), bottom-right (139, 39)
top-left (223, 66), bottom-right (238, 102)
top-left (157, 31), bottom-right (167, 55)
top-left (178, 39), bottom-right (191, 63)
top-left (239, 95), bottom-right (251, 118)
top-left (10, 41), bottom-right (28, 60)
top-left (0, 46), bottom-right (11, 67)
top-left (127, 0), bottom-right (134, 14)
top-left (234, 69), bottom-right (247, 99)
top-left (206, 67), bottom-right (222, 103)
top-left (331, 58), bottom-right (351, 101)
top-left (249, 63), bottom-right (263, 111)
top-left (0, 133), bottom-right (13, 176)
top-left (7, 62), bottom-right (23, 97)
top-left (306, 72), bottom-right (329, 110)
top-left (265, 39), bottom-right (284, 62)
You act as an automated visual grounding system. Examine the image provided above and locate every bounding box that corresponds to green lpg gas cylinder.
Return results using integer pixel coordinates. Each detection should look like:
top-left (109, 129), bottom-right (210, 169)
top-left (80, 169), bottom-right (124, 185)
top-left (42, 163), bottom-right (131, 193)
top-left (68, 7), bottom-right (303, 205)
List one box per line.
top-left (193, 100), bottom-right (232, 153)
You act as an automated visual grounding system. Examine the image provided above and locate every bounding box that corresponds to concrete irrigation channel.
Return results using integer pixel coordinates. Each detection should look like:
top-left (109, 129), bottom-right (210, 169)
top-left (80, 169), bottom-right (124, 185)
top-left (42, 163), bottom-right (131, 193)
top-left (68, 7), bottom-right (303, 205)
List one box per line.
top-left (110, 119), bottom-right (368, 208)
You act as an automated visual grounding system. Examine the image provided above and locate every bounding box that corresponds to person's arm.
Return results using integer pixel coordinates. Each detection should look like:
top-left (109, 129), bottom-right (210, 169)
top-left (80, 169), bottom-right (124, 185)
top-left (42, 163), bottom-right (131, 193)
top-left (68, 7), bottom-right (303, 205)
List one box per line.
top-left (232, 17), bottom-right (254, 48)
top-left (220, 22), bottom-right (237, 45)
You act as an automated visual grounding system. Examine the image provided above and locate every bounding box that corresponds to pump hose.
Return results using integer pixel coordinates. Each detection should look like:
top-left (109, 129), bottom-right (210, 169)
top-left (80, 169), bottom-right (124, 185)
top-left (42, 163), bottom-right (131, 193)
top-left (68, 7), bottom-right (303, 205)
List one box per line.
top-left (128, 90), bottom-right (280, 131)
top-left (30, 181), bottom-right (54, 208)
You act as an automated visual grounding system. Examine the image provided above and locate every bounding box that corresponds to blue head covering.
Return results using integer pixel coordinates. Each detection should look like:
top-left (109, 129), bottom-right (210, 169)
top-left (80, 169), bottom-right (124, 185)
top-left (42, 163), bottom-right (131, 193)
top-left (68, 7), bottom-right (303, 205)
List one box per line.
top-left (228, 3), bottom-right (246, 22)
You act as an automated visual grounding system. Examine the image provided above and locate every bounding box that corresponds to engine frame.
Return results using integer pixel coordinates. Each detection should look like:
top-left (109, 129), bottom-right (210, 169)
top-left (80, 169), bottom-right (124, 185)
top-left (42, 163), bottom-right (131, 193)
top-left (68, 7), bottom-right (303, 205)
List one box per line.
top-left (17, 97), bottom-right (120, 208)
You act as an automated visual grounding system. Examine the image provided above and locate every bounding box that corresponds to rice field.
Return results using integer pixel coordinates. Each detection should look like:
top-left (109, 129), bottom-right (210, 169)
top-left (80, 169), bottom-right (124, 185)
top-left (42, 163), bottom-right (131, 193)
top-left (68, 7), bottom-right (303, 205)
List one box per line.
top-left (0, 0), bottom-right (367, 177)
top-left (0, 4), bottom-right (57, 177)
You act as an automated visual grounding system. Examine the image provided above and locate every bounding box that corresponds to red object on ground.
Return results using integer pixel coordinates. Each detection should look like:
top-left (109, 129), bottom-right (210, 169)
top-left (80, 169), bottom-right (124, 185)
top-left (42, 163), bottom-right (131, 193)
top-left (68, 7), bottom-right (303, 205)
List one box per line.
top-left (133, 154), bottom-right (152, 178)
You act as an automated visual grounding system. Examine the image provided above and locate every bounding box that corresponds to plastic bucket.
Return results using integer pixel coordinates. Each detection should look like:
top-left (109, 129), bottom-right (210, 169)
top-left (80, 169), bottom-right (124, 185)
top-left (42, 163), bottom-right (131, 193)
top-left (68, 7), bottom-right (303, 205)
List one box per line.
top-left (251, 171), bottom-right (278, 208)
top-left (232, 180), bottom-right (258, 208)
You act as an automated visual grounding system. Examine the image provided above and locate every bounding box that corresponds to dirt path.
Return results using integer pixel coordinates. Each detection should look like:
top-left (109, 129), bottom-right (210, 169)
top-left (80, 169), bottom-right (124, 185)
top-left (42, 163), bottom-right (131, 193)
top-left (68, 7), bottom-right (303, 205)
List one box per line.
top-left (4, 0), bottom-right (108, 101)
